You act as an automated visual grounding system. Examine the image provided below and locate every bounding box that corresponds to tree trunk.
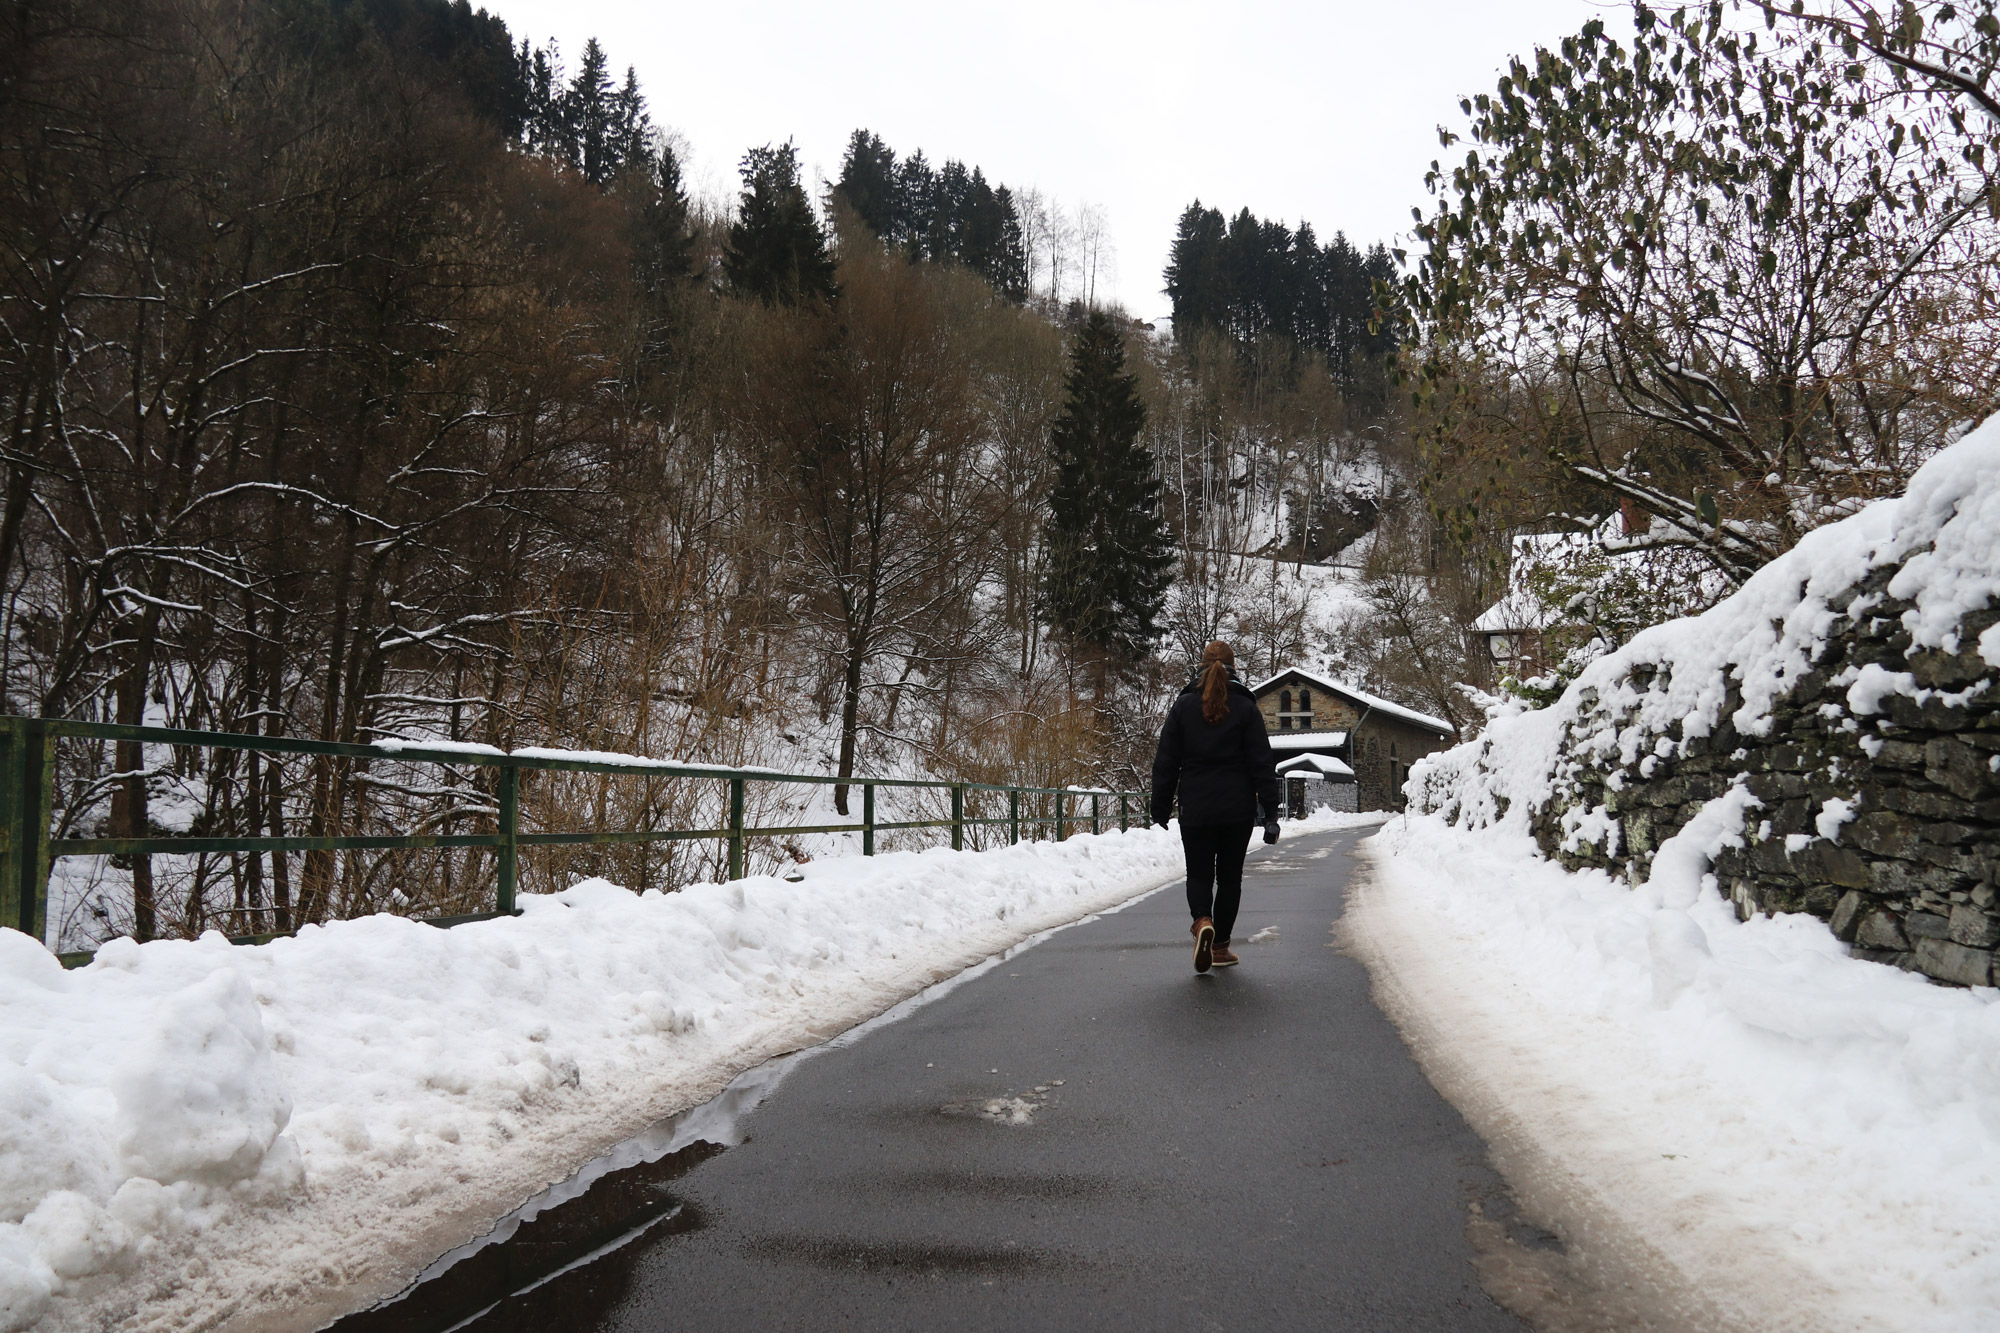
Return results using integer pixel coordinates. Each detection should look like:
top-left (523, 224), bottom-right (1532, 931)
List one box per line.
top-left (832, 643), bottom-right (863, 817)
top-left (300, 511), bottom-right (360, 923)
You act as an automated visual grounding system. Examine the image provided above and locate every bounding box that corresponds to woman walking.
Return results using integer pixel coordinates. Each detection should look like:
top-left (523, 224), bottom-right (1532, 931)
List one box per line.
top-left (1150, 640), bottom-right (1282, 973)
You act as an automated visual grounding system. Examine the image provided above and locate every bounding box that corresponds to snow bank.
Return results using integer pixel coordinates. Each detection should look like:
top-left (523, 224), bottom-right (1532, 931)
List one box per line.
top-left (1356, 811), bottom-right (2000, 1330)
top-left (1347, 418), bottom-right (2000, 1325)
top-left (1415, 413), bottom-right (2000, 835)
top-left (0, 822), bottom-right (1226, 1333)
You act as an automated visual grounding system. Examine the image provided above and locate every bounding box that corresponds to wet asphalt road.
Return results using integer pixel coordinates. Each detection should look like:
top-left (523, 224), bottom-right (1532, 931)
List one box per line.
top-left (464, 825), bottom-right (1528, 1331)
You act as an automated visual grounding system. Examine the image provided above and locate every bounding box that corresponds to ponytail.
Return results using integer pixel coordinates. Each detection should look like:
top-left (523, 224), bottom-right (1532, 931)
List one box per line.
top-left (1199, 640), bottom-right (1235, 725)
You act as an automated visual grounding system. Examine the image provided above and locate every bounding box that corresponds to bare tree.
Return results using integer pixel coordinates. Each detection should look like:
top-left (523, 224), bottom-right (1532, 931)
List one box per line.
top-left (734, 239), bottom-right (993, 812)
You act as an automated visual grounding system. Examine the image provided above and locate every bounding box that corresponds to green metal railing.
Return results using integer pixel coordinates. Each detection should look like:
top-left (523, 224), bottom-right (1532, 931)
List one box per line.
top-left (0, 717), bottom-right (1145, 962)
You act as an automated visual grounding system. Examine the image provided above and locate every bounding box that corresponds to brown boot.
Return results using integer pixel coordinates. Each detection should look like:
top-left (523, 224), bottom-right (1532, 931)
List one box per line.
top-left (1211, 942), bottom-right (1240, 968)
top-left (1192, 917), bottom-right (1215, 973)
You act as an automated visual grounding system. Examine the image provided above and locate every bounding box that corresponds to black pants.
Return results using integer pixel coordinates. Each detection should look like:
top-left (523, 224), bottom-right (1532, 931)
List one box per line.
top-left (1182, 822), bottom-right (1253, 944)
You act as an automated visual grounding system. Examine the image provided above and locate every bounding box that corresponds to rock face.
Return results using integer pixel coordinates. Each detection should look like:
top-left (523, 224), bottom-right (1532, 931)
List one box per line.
top-left (1515, 563), bottom-right (2000, 985)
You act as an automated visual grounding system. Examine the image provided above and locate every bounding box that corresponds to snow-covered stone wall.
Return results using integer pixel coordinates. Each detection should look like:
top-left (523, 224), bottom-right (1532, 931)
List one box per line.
top-left (1413, 416), bottom-right (2000, 986)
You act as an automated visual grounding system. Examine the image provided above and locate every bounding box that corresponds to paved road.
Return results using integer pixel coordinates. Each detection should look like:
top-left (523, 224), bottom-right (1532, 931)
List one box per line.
top-left (464, 825), bottom-right (1531, 1331)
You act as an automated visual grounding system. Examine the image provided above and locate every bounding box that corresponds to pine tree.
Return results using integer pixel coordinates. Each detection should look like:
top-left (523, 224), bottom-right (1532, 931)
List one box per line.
top-left (990, 187), bottom-right (1029, 301)
top-left (630, 140), bottom-right (699, 380)
top-left (1164, 203), bottom-right (1228, 336)
top-left (1040, 312), bottom-right (1174, 663)
top-left (833, 130), bottom-right (899, 236)
top-left (725, 141), bottom-right (836, 306)
top-left (609, 67), bottom-right (649, 180)
top-left (634, 141), bottom-right (696, 289)
top-left (570, 38), bottom-right (615, 183)
top-left (931, 159), bottom-right (972, 262)
top-left (893, 150), bottom-right (935, 254)
top-left (522, 41), bottom-right (567, 160)
top-left (958, 167), bottom-right (1000, 275)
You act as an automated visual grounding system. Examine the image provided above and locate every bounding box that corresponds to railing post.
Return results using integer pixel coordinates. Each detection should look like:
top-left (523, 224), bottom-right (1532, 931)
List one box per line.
top-left (497, 764), bottom-right (519, 915)
top-left (0, 719), bottom-right (52, 945)
top-left (863, 783), bottom-right (875, 857)
top-left (1092, 792), bottom-right (1102, 835)
top-left (0, 719), bottom-right (17, 937)
top-left (951, 784), bottom-right (964, 851)
top-left (1057, 791), bottom-right (1068, 842)
top-left (1008, 788), bottom-right (1019, 845)
top-left (727, 776), bottom-right (746, 881)
top-left (1119, 791), bottom-right (1129, 832)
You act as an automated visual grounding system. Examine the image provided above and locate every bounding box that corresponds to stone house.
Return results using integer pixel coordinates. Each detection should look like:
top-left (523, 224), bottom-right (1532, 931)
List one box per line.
top-left (1246, 667), bottom-right (1457, 811)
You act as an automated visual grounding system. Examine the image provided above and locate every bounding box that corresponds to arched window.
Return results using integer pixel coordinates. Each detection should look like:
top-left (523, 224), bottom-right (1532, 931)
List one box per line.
top-left (1278, 687), bottom-right (1316, 731)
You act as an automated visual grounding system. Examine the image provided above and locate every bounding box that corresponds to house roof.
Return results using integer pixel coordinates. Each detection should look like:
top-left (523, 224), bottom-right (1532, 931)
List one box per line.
top-left (1249, 667), bottom-right (1454, 736)
top-left (1472, 592), bottom-right (1557, 634)
top-left (1470, 527), bottom-right (1729, 634)
top-left (1268, 729), bottom-right (1349, 752)
top-left (1277, 753), bottom-right (1355, 778)
top-left (1471, 532), bottom-right (1594, 633)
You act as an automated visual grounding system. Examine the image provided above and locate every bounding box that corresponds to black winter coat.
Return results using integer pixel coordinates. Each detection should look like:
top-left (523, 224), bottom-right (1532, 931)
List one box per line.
top-left (1150, 675), bottom-right (1282, 828)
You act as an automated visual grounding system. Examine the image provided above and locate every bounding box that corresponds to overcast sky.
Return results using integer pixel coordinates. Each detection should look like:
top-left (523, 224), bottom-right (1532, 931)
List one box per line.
top-left (486, 0), bottom-right (1615, 321)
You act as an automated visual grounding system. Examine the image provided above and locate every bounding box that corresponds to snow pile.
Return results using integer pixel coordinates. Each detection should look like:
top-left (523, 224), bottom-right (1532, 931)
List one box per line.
top-left (0, 812), bottom-right (1362, 1333)
top-left (1355, 812), bottom-right (2000, 1329)
top-left (1412, 413), bottom-right (2000, 838)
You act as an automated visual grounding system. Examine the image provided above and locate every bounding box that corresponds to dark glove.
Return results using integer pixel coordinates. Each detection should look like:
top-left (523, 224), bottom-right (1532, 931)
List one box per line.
top-left (1262, 820), bottom-right (1280, 845)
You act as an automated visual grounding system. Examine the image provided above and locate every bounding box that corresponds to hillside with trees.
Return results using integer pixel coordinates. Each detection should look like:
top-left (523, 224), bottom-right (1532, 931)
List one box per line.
top-left (11, 0), bottom-right (1988, 951)
top-left (0, 0), bottom-right (1413, 948)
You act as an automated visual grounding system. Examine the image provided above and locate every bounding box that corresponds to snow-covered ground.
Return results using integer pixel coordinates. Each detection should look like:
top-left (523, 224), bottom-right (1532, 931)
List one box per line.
top-left (1354, 811), bottom-right (2000, 1332)
top-left (1349, 415), bottom-right (2000, 1330)
top-left (0, 807), bottom-right (1373, 1333)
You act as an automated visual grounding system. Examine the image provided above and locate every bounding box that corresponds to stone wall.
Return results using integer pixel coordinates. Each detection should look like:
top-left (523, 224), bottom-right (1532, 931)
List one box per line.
top-left (1359, 716), bottom-right (1452, 811)
top-left (1518, 562), bottom-right (2000, 987)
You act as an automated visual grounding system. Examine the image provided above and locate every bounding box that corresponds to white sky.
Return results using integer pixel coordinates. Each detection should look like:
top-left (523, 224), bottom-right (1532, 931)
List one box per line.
top-left (485, 0), bottom-right (1616, 321)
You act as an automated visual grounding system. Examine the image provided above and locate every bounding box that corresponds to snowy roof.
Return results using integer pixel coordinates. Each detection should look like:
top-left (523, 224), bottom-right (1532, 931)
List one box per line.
top-left (1472, 591), bottom-right (1559, 634)
top-left (1249, 667), bottom-right (1454, 736)
top-left (1268, 730), bottom-right (1349, 752)
top-left (1469, 528), bottom-right (1730, 634)
top-left (1471, 531), bottom-right (1600, 633)
top-left (1277, 753), bottom-right (1355, 778)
